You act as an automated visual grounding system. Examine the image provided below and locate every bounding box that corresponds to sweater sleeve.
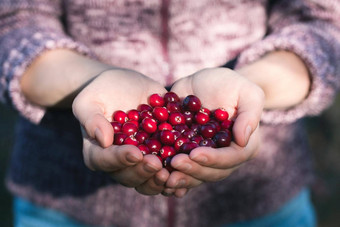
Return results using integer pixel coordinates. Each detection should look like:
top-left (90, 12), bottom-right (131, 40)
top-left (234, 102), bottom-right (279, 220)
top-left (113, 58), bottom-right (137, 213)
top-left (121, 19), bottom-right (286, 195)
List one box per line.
top-left (235, 0), bottom-right (340, 124)
top-left (0, 0), bottom-right (92, 124)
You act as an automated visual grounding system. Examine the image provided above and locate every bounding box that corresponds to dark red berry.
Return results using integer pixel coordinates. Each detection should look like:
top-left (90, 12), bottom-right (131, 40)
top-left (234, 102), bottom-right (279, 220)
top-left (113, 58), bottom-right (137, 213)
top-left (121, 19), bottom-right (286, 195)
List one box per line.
top-left (160, 130), bottom-right (175, 145)
top-left (110, 121), bottom-right (122, 133)
top-left (113, 110), bottom-right (128, 124)
top-left (173, 124), bottom-right (189, 134)
top-left (135, 130), bottom-right (149, 144)
top-left (114, 132), bottom-right (128, 145)
top-left (213, 108), bottom-right (229, 122)
top-left (160, 146), bottom-right (176, 159)
top-left (139, 110), bottom-right (153, 121)
top-left (169, 112), bottom-right (185, 125)
top-left (127, 109), bottom-right (140, 121)
top-left (183, 110), bottom-right (194, 126)
top-left (145, 138), bottom-right (162, 154)
top-left (200, 107), bottom-right (211, 116)
top-left (182, 129), bottom-right (196, 139)
top-left (213, 130), bottom-right (232, 147)
top-left (182, 95), bottom-right (202, 112)
top-left (199, 138), bottom-right (216, 148)
top-left (164, 92), bottom-right (180, 104)
top-left (172, 130), bottom-right (181, 140)
top-left (121, 122), bottom-right (138, 136)
top-left (220, 119), bottom-right (234, 130)
top-left (166, 101), bottom-right (182, 113)
top-left (158, 122), bottom-right (173, 131)
top-left (163, 157), bottom-right (174, 172)
top-left (149, 93), bottom-right (165, 107)
top-left (126, 119), bottom-right (139, 128)
top-left (174, 136), bottom-right (190, 152)
top-left (137, 104), bottom-right (153, 112)
top-left (190, 123), bottom-right (201, 133)
top-left (141, 118), bottom-right (158, 134)
top-left (124, 136), bottom-right (139, 146)
top-left (200, 124), bottom-right (217, 138)
top-left (195, 111), bottom-right (210, 125)
top-left (191, 135), bottom-right (203, 144)
top-left (152, 107), bottom-right (169, 122)
top-left (180, 141), bottom-right (199, 154)
top-left (138, 144), bottom-right (151, 155)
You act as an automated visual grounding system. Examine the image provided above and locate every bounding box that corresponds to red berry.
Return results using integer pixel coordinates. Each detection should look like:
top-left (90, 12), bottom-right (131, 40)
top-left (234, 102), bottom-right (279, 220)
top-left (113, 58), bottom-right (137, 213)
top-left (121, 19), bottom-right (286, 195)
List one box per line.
top-left (158, 122), bottom-right (173, 131)
top-left (213, 130), bottom-right (232, 147)
top-left (213, 108), bottom-right (229, 122)
top-left (110, 121), bottom-right (122, 133)
top-left (166, 101), bottom-right (182, 113)
top-left (163, 92), bottom-right (180, 104)
top-left (139, 110), bottom-right (153, 121)
top-left (124, 136), bottom-right (139, 146)
top-left (141, 118), bottom-right (158, 134)
top-left (169, 112), bottom-right (185, 125)
top-left (149, 93), bottom-right (165, 107)
top-left (174, 136), bottom-right (190, 151)
top-left (113, 132), bottom-right (128, 145)
top-left (137, 104), bottom-right (153, 112)
top-left (160, 146), bottom-right (176, 159)
top-left (180, 141), bottom-right (199, 154)
top-left (194, 111), bottom-right (210, 125)
top-left (199, 138), bottom-right (216, 148)
top-left (220, 119), bottom-right (233, 130)
top-left (152, 107), bottom-right (169, 122)
top-left (182, 95), bottom-right (202, 112)
top-left (127, 119), bottom-right (139, 128)
top-left (183, 110), bottom-right (194, 126)
top-left (160, 130), bottom-right (175, 145)
top-left (113, 110), bottom-right (128, 124)
top-left (208, 119), bottom-right (221, 132)
top-left (138, 144), bottom-right (151, 155)
top-left (172, 130), bottom-right (181, 140)
top-left (121, 122), bottom-right (138, 136)
top-left (191, 135), bottom-right (203, 144)
top-left (135, 130), bottom-right (149, 144)
top-left (200, 124), bottom-right (217, 139)
top-left (190, 123), bottom-right (201, 133)
top-left (145, 138), bottom-right (162, 154)
top-left (173, 124), bottom-right (189, 134)
top-left (163, 157), bottom-right (175, 172)
top-left (182, 129), bottom-right (196, 139)
top-left (200, 107), bottom-right (211, 116)
top-left (127, 109), bottom-right (140, 121)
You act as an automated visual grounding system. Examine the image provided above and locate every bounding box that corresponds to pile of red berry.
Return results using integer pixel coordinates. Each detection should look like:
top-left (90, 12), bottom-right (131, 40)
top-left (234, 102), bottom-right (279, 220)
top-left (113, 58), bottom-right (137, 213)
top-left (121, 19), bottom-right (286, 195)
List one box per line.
top-left (111, 92), bottom-right (233, 171)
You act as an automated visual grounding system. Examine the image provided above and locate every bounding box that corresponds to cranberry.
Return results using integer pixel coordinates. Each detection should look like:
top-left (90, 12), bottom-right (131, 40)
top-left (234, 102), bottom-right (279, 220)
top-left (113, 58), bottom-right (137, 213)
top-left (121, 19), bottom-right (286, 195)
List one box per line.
top-left (174, 136), bottom-right (190, 152)
top-left (200, 124), bottom-right (217, 139)
top-left (183, 110), bottom-right (194, 126)
top-left (180, 141), bottom-right (199, 154)
top-left (163, 157), bottom-right (174, 172)
top-left (138, 144), bottom-right (151, 155)
top-left (199, 138), bottom-right (216, 148)
top-left (190, 123), bottom-right (200, 133)
top-left (173, 124), bottom-right (189, 134)
top-left (172, 130), bottom-right (181, 140)
top-left (182, 129), bottom-right (196, 139)
top-left (139, 110), bottom-right (153, 121)
top-left (110, 121), bottom-right (122, 133)
top-left (126, 119), bottom-right (139, 128)
top-left (158, 122), bottom-right (173, 131)
top-left (160, 146), bottom-right (176, 159)
top-left (164, 92), bottom-right (180, 104)
top-left (149, 93), bottom-right (165, 107)
top-left (114, 132), bottom-right (128, 145)
top-left (135, 130), bottom-right (149, 144)
top-left (191, 135), bottom-right (203, 144)
top-left (137, 104), bottom-right (153, 112)
top-left (200, 107), bottom-right (211, 116)
top-left (182, 95), bottom-right (202, 112)
top-left (213, 108), bottom-right (229, 122)
top-left (160, 130), bottom-right (175, 145)
top-left (169, 112), bottom-right (185, 125)
top-left (127, 109), bottom-right (140, 121)
top-left (213, 130), bottom-right (232, 147)
top-left (145, 138), bottom-right (162, 154)
top-left (121, 122), bottom-right (138, 136)
top-left (152, 107), bottom-right (169, 122)
top-left (141, 118), bottom-right (158, 134)
top-left (166, 101), bottom-right (182, 113)
top-left (194, 111), bottom-right (210, 125)
top-left (208, 119), bottom-right (221, 132)
top-left (124, 136), bottom-right (139, 146)
top-left (113, 110), bottom-right (128, 124)
top-left (220, 119), bottom-right (233, 130)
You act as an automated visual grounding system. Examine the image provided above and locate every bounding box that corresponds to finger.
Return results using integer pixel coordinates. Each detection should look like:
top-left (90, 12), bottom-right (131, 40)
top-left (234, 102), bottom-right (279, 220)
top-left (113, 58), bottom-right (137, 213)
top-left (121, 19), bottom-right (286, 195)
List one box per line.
top-left (154, 168), bottom-right (171, 186)
top-left (174, 188), bottom-right (189, 198)
top-left (233, 84), bottom-right (264, 147)
top-left (135, 173), bottom-right (166, 196)
top-left (110, 154), bottom-right (162, 187)
top-left (166, 170), bottom-right (203, 188)
top-left (170, 77), bottom-right (193, 98)
top-left (83, 139), bottom-right (143, 171)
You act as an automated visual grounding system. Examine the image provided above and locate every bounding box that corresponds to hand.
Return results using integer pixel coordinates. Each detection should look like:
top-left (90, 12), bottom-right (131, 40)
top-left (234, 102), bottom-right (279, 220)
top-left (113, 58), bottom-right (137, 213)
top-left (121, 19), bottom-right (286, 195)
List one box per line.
top-left (72, 68), bottom-right (170, 195)
top-left (164, 67), bottom-right (264, 194)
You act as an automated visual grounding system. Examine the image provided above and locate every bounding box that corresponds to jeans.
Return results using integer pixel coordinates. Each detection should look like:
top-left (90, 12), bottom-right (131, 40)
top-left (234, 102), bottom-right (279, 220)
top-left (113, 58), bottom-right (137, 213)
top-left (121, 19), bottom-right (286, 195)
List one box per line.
top-left (14, 188), bottom-right (316, 227)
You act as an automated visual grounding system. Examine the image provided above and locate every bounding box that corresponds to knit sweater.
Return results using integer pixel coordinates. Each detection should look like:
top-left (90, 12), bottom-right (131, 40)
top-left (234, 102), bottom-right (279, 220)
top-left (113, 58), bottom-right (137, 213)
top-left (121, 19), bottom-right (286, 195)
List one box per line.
top-left (1, 0), bottom-right (340, 226)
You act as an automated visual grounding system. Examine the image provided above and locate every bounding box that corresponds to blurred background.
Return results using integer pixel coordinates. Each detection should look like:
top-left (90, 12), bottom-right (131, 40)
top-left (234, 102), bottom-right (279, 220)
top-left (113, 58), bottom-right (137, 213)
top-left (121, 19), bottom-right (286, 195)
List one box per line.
top-left (1, 95), bottom-right (340, 227)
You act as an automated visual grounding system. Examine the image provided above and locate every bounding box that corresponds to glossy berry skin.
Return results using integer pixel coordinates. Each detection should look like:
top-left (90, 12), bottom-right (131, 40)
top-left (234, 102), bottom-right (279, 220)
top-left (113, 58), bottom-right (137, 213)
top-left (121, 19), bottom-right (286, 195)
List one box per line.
top-left (199, 138), bottom-right (216, 148)
top-left (208, 119), bottom-right (221, 132)
top-left (213, 130), bottom-right (232, 147)
top-left (110, 121), bottom-right (122, 133)
top-left (200, 124), bottom-right (217, 139)
top-left (152, 107), bottom-right (169, 122)
top-left (169, 112), bottom-right (185, 125)
top-left (145, 138), bottom-right (162, 154)
top-left (139, 110), bottom-right (153, 121)
top-left (182, 95), bottom-right (202, 112)
top-left (213, 108), bottom-right (229, 122)
top-left (127, 109), bottom-right (140, 121)
top-left (163, 92), bottom-right (180, 104)
top-left (182, 129), bottom-right (196, 139)
top-left (124, 136), bottom-right (139, 146)
top-left (127, 119), bottom-right (139, 128)
top-left (135, 130), bottom-right (149, 144)
top-left (138, 144), bottom-right (151, 155)
top-left (180, 141), bottom-right (199, 154)
top-left (158, 122), bottom-right (173, 131)
top-left (137, 104), bottom-right (153, 112)
top-left (220, 119), bottom-right (233, 130)
top-left (200, 107), bottom-right (211, 116)
top-left (121, 122), bottom-right (138, 136)
top-left (172, 130), bottom-right (181, 140)
top-left (113, 110), bottom-right (128, 124)
top-left (191, 135), bottom-right (203, 144)
top-left (141, 118), bottom-right (158, 134)
top-left (113, 132), bottom-right (128, 145)
top-left (173, 124), bottom-right (189, 134)
top-left (183, 110), bottom-right (194, 126)
top-left (166, 101), bottom-right (182, 113)
top-left (149, 93), bottom-right (165, 107)
top-left (163, 157), bottom-right (174, 172)
top-left (160, 130), bottom-right (175, 145)
top-left (160, 146), bottom-right (176, 159)
top-left (174, 136), bottom-right (190, 152)
top-left (194, 111), bottom-right (210, 125)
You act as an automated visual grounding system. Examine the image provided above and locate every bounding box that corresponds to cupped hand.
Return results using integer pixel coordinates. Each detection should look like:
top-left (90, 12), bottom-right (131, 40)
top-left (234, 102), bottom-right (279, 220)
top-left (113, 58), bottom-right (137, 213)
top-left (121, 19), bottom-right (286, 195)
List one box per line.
top-left (165, 67), bottom-right (264, 193)
top-left (72, 68), bottom-right (169, 195)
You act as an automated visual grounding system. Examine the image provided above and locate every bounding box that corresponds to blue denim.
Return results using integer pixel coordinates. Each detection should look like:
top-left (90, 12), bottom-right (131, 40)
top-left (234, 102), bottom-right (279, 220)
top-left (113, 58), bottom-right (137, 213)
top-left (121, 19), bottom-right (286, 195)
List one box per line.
top-left (14, 188), bottom-right (316, 227)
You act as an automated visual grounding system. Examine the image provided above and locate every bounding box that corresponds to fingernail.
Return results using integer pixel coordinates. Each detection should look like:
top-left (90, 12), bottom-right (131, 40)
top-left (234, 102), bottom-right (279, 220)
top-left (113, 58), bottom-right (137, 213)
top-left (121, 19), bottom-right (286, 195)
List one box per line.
top-left (126, 153), bottom-right (140, 163)
top-left (145, 163), bottom-right (158, 172)
top-left (173, 163), bottom-right (191, 171)
top-left (191, 155), bottom-right (207, 164)
top-left (245, 125), bottom-right (252, 144)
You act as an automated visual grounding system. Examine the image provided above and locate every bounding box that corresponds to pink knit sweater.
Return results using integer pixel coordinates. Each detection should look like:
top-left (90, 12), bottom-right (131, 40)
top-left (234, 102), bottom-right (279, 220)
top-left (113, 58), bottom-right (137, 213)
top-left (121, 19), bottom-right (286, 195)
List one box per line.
top-left (1, 0), bottom-right (340, 226)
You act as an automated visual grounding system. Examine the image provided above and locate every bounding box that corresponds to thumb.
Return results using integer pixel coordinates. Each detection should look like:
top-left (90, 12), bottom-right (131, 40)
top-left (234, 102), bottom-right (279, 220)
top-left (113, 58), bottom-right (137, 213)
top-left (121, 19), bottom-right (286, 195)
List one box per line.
top-left (232, 87), bottom-right (264, 147)
top-left (73, 101), bottom-right (113, 148)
